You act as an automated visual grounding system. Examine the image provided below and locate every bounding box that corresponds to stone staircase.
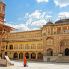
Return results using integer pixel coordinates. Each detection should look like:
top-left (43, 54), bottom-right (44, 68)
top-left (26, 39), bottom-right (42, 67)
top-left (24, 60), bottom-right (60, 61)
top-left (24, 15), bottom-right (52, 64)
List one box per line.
top-left (56, 56), bottom-right (69, 63)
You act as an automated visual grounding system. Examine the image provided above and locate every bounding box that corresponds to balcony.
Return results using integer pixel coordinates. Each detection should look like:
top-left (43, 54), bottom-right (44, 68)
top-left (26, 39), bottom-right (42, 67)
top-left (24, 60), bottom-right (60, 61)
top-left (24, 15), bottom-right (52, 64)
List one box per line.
top-left (63, 30), bottom-right (69, 34)
top-left (1, 37), bottom-right (42, 42)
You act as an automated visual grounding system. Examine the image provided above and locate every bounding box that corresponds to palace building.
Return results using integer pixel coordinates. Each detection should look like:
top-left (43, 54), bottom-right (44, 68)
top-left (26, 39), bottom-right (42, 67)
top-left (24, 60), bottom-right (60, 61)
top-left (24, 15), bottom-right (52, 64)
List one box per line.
top-left (3, 19), bottom-right (69, 62)
top-left (1, 1), bottom-right (69, 62)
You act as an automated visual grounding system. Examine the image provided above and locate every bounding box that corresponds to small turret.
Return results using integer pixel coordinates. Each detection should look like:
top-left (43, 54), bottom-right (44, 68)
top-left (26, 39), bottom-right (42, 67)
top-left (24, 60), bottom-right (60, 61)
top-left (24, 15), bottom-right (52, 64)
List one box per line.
top-left (0, 0), bottom-right (5, 24)
top-left (46, 21), bottom-right (53, 25)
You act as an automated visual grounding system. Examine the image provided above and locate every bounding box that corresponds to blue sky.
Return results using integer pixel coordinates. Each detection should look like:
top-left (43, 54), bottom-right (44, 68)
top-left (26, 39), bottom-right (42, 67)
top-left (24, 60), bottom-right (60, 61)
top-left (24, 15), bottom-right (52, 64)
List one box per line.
top-left (4, 0), bottom-right (69, 31)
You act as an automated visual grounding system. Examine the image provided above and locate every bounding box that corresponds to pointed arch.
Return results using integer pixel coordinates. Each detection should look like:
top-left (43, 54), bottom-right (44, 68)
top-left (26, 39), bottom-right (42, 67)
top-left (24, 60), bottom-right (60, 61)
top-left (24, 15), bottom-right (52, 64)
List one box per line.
top-left (31, 52), bottom-right (36, 59)
top-left (19, 53), bottom-right (23, 59)
top-left (13, 52), bottom-right (18, 59)
top-left (65, 48), bottom-right (69, 56)
top-left (37, 52), bottom-right (43, 60)
top-left (25, 52), bottom-right (29, 59)
top-left (47, 48), bottom-right (53, 56)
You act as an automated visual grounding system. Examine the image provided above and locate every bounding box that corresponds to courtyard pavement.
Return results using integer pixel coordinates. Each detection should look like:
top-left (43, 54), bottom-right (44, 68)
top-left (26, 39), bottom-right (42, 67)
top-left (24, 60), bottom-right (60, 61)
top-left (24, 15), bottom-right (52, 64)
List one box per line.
top-left (0, 61), bottom-right (69, 69)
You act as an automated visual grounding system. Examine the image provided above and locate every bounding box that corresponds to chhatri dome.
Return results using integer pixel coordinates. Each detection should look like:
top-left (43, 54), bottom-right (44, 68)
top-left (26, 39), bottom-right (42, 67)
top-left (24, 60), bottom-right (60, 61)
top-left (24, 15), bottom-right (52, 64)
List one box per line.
top-left (55, 19), bottom-right (69, 24)
top-left (46, 21), bottom-right (53, 25)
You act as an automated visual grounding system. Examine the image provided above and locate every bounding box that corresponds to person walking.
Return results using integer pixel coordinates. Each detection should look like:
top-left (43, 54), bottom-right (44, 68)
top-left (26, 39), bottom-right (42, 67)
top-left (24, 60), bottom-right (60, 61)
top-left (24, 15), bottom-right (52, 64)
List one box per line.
top-left (23, 56), bottom-right (27, 67)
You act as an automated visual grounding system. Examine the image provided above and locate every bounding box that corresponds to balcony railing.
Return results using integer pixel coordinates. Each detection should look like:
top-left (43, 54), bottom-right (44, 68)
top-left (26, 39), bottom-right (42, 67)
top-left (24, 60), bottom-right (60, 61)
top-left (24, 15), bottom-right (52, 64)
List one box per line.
top-left (1, 37), bottom-right (42, 42)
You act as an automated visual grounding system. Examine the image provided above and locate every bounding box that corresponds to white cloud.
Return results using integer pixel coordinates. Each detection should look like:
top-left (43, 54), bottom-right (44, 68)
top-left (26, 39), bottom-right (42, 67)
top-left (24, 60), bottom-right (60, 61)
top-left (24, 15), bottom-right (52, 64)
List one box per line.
top-left (54, 0), bottom-right (69, 7)
top-left (6, 10), bottom-right (52, 32)
top-left (36, 0), bottom-right (48, 3)
top-left (58, 12), bottom-right (69, 19)
top-left (25, 10), bottom-right (52, 27)
top-left (26, 18), bottom-right (32, 26)
top-left (5, 23), bottom-right (31, 32)
top-left (45, 15), bottom-right (52, 18)
top-left (29, 10), bottom-right (42, 19)
top-left (31, 19), bottom-right (46, 27)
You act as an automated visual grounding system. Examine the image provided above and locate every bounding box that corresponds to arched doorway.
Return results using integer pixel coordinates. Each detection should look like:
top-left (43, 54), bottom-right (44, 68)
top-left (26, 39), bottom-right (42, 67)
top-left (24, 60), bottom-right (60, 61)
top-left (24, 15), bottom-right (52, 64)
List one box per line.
top-left (19, 53), bottom-right (23, 59)
top-left (31, 52), bottom-right (36, 59)
top-left (65, 48), bottom-right (69, 56)
top-left (37, 52), bottom-right (43, 60)
top-left (47, 48), bottom-right (53, 56)
top-left (13, 52), bottom-right (18, 59)
top-left (5, 52), bottom-right (7, 56)
top-left (25, 52), bottom-right (29, 59)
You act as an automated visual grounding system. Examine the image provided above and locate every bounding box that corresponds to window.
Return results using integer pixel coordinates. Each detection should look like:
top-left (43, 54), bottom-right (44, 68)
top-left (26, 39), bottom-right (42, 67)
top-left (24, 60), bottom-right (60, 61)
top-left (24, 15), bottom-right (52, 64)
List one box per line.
top-left (19, 44), bottom-right (22, 49)
top-left (31, 44), bottom-right (36, 49)
top-left (6, 45), bottom-right (8, 49)
top-left (60, 40), bottom-right (69, 46)
top-left (14, 44), bottom-right (18, 49)
top-left (46, 39), bottom-right (53, 46)
top-left (63, 26), bottom-right (67, 30)
top-left (57, 27), bottom-right (61, 34)
top-left (25, 44), bottom-right (29, 49)
top-left (37, 44), bottom-right (42, 49)
top-left (22, 45), bottom-right (24, 49)
top-left (9, 45), bottom-right (13, 50)
top-left (63, 26), bottom-right (68, 33)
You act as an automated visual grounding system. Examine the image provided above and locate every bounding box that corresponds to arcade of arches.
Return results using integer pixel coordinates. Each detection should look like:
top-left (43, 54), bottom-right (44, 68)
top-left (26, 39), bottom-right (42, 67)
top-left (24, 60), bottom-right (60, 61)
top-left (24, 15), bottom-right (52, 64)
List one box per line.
top-left (1, 0), bottom-right (69, 62)
top-left (60, 40), bottom-right (69, 56)
top-left (12, 52), bottom-right (43, 60)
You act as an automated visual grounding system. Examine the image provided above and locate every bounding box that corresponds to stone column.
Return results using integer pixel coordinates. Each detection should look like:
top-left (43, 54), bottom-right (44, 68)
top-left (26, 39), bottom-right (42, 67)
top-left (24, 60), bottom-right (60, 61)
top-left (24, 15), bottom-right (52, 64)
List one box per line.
top-left (36, 53), bottom-right (38, 60)
top-left (29, 53), bottom-right (31, 60)
top-left (18, 52), bottom-right (19, 60)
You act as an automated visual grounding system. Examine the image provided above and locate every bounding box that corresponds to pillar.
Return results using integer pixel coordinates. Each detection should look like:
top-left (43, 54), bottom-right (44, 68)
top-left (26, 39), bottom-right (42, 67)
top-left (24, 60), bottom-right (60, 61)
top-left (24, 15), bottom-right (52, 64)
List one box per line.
top-left (18, 52), bottom-right (19, 60)
top-left (36, 53), bottom-right (38, 60)
top-left (29, 53), bottom-right (31, 60)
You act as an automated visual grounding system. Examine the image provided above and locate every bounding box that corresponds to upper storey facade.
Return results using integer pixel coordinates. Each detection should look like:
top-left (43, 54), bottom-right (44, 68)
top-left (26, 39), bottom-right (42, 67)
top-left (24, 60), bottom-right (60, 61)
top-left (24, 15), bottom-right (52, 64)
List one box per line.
top-left (8, 30), bottom-right (42, 42)
top-left (42, 19), bottom-right (69, 36)
top-left (9, 19), bottom-right (69, 40)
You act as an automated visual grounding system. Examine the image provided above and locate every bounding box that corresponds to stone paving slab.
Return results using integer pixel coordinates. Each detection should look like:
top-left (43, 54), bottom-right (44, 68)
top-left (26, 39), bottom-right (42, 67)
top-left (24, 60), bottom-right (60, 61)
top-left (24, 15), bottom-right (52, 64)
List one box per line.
top-left (0, 61), bottom-right (69, 69)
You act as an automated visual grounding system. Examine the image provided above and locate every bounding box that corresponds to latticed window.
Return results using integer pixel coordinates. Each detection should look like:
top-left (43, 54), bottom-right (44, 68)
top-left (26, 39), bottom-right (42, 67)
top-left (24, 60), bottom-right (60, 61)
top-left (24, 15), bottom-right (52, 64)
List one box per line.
top-left (19, 44), bottom-right (22, 49)
top-left (60, 40), bottom-right (69, 46)
top-left (22, 45), bottom-right (24, 49)
top-left (31, 44), bottom-right (36, 49)
top-left (25, 44), bottom-right (29, 49)
top-left (14, 44), bottom-right (18, 49)
top-left (37, 44), bottom-right (42, 49)
top-left (9, 45), bottom-right (13, 50)
top-left (57, 27), bottom-right (61, 34)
